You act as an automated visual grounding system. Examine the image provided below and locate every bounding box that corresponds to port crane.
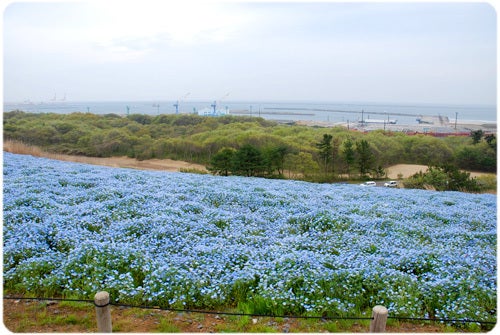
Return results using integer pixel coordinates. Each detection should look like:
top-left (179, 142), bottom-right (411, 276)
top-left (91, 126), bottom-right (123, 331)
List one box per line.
top-left (211, 92), bottom-right (230, 114)
top-left (173, 92), bottom-right (191, 114)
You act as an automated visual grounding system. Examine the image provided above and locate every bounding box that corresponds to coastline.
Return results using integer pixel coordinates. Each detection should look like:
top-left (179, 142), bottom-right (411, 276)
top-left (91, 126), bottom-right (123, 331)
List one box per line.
top-left (294, 119), bottom-right (496, 134)
top-left (4, 101), bottom-right (496, 125)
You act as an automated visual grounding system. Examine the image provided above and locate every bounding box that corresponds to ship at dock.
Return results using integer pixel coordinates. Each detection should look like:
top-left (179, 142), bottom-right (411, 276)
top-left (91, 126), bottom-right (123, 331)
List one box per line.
top-left (358, 118), bottom-right (397, 125)
top-left (197, 100), bottom-right (229, 116)
top-left (416, 115), bottom-right (449, 125)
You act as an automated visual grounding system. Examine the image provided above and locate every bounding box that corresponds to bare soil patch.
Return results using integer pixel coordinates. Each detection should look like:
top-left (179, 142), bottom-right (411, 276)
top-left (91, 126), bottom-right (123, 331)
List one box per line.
top-left (386, 164), bottom-right (429, 179)
top-left (3, 140), bottom-right (207, 173)
top-left (385, 163), bottom-right (494, 180)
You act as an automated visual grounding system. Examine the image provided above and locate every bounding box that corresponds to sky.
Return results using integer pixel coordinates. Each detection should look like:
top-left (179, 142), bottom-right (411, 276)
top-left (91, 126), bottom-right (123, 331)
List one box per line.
top-left (2, 0), bottom-right (497, 105)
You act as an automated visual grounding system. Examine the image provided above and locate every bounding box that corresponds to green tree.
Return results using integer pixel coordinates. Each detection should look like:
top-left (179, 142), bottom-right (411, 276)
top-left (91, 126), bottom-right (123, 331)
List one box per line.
top-left (470, 130), bottom-right (484, 144)
top-left (485, 134), bottom-right (496, 150)
top-left (133, 135), bottom-right (154, 160)
top-left (373, 165), bottom-right (386, 179)
top-left (316, 134), bottom-right (333, 176)
top-left (356, 139), bottom-right (375, 177)
top-left (105, 129), bottom-right (135, 155)
top-left (262, 145), bottom-right (289, 176)
top-left (231, 144), bottom-right (264, 177)
top-left (404, 164), bottom-right (480, 192)
top-left (283, 152), bottom-right (319, 179)
top-left (402, 136), bottom-right (453, 166)
top-left (341, 138), bottom-right (355, 177)
top-left (441, 164), bottom-right (479, 191)
top-left (455, 143), bottom-right (496, 172)
top-left (208, 147), bottom-right (235, 176)
top-left (127, 114), bottom-right (153, 125)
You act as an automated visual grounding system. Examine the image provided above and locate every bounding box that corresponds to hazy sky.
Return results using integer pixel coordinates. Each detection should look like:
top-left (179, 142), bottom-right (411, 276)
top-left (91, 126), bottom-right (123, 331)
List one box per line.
top-left (2, 1), bottom-right (497, 105)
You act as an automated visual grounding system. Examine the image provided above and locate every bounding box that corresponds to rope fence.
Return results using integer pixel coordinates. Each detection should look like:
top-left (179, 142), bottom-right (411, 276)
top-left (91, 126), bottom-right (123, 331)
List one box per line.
top-left (4, 294), bottom-right (496, 332)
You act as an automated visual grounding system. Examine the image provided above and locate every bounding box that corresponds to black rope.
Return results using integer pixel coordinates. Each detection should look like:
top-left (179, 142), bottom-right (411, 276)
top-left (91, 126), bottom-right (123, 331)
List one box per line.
top-left (3, 296), bottom-right (496, 325)
top-left (2, 296), bottom-right (371, 321)
top-left (388, 315), bottom-right (497, 325)
top-left (109, 301), bottom-right (373, 320)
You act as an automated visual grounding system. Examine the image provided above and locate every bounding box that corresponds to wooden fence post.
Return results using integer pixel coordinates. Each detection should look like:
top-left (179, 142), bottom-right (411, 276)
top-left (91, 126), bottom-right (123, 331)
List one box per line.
top-left (94, 291), bottom-right (112, 332)
top-left (370, 305), bottom-right (388, 332)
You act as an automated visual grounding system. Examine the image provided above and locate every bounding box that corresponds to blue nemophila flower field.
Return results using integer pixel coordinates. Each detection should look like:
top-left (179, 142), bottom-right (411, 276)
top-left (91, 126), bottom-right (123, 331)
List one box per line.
top-left (3, 152), bottom-right (496, 324)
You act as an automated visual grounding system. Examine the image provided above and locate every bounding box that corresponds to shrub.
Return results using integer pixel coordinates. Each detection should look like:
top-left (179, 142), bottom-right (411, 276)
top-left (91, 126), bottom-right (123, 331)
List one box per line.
top-left (404, 165), bottom-right (481, 192)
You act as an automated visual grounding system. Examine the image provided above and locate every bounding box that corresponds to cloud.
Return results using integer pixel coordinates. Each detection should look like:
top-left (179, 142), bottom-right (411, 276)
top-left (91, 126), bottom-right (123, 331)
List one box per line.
top-left (86, 1), bottom-right (252, 49)
top-left (3, 1), bottom-right (496, 104)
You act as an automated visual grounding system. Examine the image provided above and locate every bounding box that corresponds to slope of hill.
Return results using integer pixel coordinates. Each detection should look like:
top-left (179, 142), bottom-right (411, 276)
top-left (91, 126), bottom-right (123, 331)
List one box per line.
top-left (3, 153), bottom-right (496, 330)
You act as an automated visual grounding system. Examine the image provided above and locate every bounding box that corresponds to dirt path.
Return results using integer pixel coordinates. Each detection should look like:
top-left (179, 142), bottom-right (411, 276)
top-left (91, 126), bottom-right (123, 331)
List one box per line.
top-left (3, 140), bottom-right (208, 173)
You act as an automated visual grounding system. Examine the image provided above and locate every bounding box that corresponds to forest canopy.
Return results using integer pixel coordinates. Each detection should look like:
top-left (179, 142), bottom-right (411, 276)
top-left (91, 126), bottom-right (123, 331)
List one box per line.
top-left (3, 110), bottom-right (497, 181)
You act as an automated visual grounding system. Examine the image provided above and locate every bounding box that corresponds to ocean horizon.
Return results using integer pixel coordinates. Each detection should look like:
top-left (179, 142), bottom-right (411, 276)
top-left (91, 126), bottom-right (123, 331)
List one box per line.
top-left (3, 100), bottom-right (497, 125)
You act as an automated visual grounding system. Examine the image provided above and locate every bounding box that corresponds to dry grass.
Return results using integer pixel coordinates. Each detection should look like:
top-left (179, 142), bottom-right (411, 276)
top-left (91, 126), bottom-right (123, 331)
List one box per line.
top-left (3, 140), bottom-right (46, 157)
top-left (3, 140), bottom-right (208, 172)
top-left (2, 300), bottom-right (448, 333)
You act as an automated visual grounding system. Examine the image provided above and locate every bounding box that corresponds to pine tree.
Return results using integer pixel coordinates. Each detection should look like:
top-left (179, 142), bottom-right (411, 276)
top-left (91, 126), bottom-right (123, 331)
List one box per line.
top-left (342, 138), bottom-right (355, 178)
top-left (356, 139), bottom-right (374, 177)
top-left (316, 134), bottom-right (333, 176)
top-left (231, 144), bottom-right (263, 177)
top-left (208, 147), bottom-right (235, 176)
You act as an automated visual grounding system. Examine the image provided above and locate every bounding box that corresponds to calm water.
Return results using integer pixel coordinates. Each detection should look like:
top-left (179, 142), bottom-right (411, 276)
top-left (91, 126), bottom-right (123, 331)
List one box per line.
top-left (3, 100), bottom-right (497, 125)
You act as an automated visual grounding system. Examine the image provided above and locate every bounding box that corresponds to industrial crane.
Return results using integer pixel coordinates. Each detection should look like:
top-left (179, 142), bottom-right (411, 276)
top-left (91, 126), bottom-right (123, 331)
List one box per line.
top-left (211, 92), bottom-right (230, 114)
top-left (173, 92), bottom-right (191, 114)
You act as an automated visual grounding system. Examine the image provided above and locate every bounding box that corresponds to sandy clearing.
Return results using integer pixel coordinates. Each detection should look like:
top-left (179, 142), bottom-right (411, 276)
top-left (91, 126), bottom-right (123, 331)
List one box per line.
top-left (385, 164), bottom-right (429, 179)
top-left (385, 163), bottom-right (494, 179)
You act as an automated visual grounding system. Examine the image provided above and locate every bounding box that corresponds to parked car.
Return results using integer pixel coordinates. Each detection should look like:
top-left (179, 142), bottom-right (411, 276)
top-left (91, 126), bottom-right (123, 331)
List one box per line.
top-left (384, 181), bottom-right (398, 187)
top-left (360, 181), bottom-right (376, 187)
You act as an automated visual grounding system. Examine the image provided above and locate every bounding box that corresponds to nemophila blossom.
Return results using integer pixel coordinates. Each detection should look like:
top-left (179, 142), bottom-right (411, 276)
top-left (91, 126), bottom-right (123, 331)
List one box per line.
top-left (3, 152), bottom-right (496, 322)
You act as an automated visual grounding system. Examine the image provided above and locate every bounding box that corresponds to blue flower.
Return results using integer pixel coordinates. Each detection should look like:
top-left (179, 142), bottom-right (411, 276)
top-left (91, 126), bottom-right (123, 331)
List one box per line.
top-left (2, 152), bottom-right (496, 321)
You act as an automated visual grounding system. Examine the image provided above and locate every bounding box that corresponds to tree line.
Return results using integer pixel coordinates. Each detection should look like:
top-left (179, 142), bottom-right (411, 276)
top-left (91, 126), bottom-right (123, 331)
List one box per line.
top-left (3, 110), bottom-right (497, 182)
top-left (208, 144), bottom-right (289, 177)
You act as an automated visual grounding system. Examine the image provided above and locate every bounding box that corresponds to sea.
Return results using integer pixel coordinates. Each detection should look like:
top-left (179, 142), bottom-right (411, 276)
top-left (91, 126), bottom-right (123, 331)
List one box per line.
top-left (3, 100), bottom-right (497, 125)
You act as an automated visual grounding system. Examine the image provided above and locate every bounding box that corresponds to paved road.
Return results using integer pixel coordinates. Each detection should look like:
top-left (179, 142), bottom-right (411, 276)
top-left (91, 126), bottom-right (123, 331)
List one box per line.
top-left (359, 181), bottom-right (399, 188)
